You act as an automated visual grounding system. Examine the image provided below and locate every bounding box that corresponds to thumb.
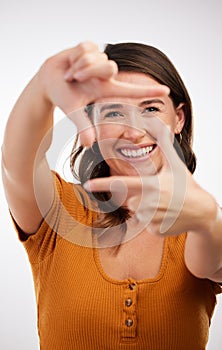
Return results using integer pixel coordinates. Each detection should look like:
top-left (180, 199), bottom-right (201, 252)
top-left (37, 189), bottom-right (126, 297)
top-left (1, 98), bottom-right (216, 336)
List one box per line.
top-left (144, 115), bottom-right (185, 171)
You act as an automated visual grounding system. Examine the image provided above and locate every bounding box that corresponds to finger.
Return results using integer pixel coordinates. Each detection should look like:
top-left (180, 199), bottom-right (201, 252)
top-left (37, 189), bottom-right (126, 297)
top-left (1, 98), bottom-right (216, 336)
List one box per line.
top-left (128, 195), bottom-right (157, 225)
top-left (143, 116), bottom-right (188, 233)
top-left (83, 175), bottom-right (143, 193)
top-left (67, 107), bottom-right (96, 147)
top-left (70, 60), bottom-right (118, 82)
top-left (143, 115), bottom-right (184, 169)
top-left (102, 79), bottom-right (170, 99)
top-left (78, 127), bottom-right (96, 148)
top-left (69, 41), bottom-right (99, 62)
top-left (64, 42), bottom-right (99, 81)
top-left (72, 52), bottom-right (109, 75)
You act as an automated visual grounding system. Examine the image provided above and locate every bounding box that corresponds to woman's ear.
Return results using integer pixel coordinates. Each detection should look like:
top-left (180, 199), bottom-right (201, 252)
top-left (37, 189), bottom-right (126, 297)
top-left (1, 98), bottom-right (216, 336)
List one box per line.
top-left (175, 103), bottom-right (185, 134)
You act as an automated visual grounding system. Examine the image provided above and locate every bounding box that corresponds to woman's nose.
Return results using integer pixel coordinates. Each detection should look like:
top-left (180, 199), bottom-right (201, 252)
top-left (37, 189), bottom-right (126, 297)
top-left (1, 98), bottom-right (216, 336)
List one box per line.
top-left (122, 124), bottom-right (146, 140)
top-left (122, 113), bottom-right (146, 140)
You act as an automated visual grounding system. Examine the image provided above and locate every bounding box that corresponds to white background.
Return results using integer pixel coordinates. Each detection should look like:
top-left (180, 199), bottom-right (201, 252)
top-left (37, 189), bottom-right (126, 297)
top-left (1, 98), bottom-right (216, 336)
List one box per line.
top-left (0, 0), bottom-right (222, 349)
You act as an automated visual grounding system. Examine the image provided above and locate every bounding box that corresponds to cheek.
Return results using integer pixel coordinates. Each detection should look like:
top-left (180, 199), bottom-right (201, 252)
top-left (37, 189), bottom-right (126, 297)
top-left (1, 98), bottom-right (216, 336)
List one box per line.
top-left (95, 125), bottom-right (107, 140)
top-left (159, 114), bottom-right (177, 133)
top-left (95, 132), bottom-right (116, 163)
top-left (95, 124), bottom-right (123, 141)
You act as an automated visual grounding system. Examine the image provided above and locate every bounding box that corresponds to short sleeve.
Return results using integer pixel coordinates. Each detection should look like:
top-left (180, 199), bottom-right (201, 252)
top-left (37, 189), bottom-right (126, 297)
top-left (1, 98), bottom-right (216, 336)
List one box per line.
top-left (11, 171), bottom-right (97, 264)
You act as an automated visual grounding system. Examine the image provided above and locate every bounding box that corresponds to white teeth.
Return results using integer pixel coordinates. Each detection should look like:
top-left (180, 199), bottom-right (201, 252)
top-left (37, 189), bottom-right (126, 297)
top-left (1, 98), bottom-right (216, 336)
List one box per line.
top-left (120, 145), bottom-right (154, 158)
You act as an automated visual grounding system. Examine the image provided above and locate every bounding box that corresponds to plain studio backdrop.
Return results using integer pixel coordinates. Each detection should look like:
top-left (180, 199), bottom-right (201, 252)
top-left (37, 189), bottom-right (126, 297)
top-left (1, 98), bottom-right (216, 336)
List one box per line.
top-left (0, 0), bottom-right (222, 349)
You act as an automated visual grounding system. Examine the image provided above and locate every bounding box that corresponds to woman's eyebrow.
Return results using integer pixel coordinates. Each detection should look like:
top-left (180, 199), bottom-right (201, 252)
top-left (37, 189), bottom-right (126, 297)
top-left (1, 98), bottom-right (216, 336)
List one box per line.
top-left (97, 99), bottom-right (164, 113)
top-left (99, 103), bottom-right (124, 113)
top-left (139, 99), bottom-right (164, 107)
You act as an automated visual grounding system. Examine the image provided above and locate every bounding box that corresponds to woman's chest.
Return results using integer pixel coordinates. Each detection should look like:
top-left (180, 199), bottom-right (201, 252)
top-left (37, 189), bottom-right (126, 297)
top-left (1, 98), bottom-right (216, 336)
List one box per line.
top-left (37, 235), bottom-right (212, 350)
top-left (98, 231), bottom-right (166, 280)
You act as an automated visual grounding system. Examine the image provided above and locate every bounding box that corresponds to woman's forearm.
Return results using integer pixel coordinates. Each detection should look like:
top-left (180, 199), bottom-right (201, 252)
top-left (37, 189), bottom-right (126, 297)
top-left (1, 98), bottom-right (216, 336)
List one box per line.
top-left (2, 73), bottom-right (54, 177)
top-left (185, 204), bottom-right (222, 282)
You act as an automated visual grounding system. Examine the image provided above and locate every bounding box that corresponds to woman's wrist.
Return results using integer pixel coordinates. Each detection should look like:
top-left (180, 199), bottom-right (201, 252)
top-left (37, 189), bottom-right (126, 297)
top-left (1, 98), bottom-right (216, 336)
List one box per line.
top-left (32, 71), bottom-right (55, 113)
top-left (188, 187), bottom-right (219, 236)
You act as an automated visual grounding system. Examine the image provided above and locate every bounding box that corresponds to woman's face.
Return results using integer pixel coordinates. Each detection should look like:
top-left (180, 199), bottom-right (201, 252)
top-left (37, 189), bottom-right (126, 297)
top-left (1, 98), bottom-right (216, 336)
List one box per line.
top-left (93, 72), bottom-right (185, 176)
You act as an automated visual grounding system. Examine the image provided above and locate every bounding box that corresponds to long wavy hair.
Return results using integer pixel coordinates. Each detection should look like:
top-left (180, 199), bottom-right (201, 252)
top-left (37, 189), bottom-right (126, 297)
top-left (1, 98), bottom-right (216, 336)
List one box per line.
top-left (70, 42), bottom-right (196, 232)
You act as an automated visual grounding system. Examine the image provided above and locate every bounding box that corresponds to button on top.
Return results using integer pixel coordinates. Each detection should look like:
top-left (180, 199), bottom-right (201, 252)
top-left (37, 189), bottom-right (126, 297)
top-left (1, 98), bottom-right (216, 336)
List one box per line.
top-left (125, 318), bottom-right (133, 327)
top-left (125, 298), bottom-right (133, 307)
top-left (129, 283), bottom-right (136, 290)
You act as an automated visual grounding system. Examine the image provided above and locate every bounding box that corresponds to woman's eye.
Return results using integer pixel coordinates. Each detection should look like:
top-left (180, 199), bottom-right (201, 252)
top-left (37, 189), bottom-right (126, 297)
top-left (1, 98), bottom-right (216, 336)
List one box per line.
top-left (104, 111), bottom-right (124, 118)
top-left (143, 106), bottom-right (159, 113)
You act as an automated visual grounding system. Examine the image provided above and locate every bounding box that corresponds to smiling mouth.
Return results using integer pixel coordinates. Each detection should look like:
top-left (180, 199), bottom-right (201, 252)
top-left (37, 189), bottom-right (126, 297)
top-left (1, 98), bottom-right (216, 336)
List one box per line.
top-left (118, 145), bottom-right (156, 159)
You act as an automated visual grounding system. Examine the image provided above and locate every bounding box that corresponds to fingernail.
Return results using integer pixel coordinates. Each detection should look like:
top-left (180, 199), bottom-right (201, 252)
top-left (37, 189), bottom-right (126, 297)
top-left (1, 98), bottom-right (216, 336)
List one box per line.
top-left (83, 142), bottom-right (94, 149)
top-left (64, 71), bottom-right (73, 81)
top-left (73, 70), bottom-right (84, 80)
top-left (83, 181), bottom-right (91, 191)
top-left (164, 86), bottom-right (170, 95)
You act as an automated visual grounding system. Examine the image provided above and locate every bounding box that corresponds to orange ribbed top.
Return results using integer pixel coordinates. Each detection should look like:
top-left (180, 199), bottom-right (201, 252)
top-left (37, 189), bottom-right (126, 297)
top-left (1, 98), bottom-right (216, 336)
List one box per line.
top-left (16, 172), bottom-right (221, 350)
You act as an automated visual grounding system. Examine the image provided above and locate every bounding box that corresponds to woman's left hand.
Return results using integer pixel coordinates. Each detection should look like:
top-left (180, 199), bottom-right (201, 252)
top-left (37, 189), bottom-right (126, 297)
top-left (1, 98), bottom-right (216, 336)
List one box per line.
top-left (84, 116), bottom-right (218, 236)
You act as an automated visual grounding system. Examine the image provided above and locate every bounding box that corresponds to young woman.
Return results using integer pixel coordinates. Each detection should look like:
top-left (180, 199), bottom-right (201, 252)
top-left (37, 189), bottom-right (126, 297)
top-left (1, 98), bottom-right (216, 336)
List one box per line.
top-left (2, 41), bottom-right (222, 349)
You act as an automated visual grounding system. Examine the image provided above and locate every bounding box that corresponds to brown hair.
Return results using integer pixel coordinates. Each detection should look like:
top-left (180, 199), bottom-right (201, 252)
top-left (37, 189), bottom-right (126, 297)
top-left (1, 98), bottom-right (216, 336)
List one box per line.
top-left (70, 42), bottom-right (196, 231)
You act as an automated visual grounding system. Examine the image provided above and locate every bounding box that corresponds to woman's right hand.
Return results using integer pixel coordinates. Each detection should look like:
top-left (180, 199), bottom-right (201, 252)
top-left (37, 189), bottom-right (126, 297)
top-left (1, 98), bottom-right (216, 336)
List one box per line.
top-left (2, 41), bottom-right (168, 234)
top-left (38, 41), bottom-right (168, 146)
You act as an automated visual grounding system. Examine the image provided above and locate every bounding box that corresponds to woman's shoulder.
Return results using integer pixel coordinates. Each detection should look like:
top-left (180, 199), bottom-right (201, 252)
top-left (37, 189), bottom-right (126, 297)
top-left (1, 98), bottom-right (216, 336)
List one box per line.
top-left (52, 170), bottom-right (97, 213)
